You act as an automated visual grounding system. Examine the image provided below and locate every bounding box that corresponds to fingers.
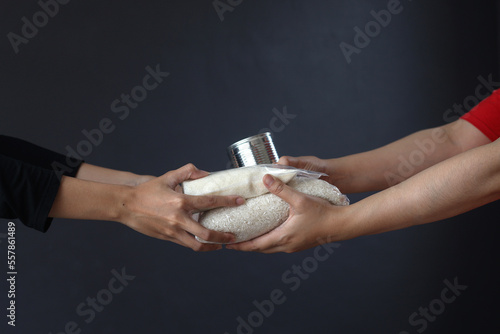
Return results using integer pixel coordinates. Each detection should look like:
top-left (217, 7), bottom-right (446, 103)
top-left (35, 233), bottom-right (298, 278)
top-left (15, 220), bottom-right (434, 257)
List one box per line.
top-left (162, 163), bottom-right (208, 188)
top-left (185, 194), bottom-right (245, 212)
top-left (169, 233), bottom-right (222, 252)
top-left (173, 231), bottom-right (224, 252)
top-left (178, 213), bottom-right (236, 244)
top-left (278, 155), bottom-right (309, 169)
top-left (226, 231), bottom-right (285, 253)
top-left (121, 216), bottom-right (224, 252)
top-left (263, 174), bottom-right (303, 206)
top-left (151, 215), bottom-right (233, 249)
top-left (186, 166), bottom-right (211, 180)
top-left (277, 156), bottom-right (295, 166)
top-left (278, 156), bottom-right (327, 174)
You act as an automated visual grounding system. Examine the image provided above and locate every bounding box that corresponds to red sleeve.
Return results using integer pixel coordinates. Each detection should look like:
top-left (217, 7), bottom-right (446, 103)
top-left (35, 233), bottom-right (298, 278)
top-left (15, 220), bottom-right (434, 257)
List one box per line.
top-left (460, 89), bottom-right (500, 141)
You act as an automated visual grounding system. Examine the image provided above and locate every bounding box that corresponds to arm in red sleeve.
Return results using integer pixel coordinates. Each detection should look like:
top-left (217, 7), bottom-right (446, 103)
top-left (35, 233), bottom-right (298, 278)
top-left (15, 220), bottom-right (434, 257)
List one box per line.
top-left (461, 89), bottom-right (500, 141)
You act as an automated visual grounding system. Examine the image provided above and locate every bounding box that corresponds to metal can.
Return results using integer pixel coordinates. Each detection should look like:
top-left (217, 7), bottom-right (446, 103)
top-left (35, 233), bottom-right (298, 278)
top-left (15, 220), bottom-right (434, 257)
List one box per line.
top-left (227, 132), bottom-right (279, 168)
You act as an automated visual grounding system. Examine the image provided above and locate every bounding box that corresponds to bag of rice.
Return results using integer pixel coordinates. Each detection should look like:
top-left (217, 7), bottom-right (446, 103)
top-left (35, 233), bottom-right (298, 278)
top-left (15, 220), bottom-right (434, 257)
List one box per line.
top-left (183, 166), bottom-right (349, 244)
top-left (182, 165), bottom-right (322, 199)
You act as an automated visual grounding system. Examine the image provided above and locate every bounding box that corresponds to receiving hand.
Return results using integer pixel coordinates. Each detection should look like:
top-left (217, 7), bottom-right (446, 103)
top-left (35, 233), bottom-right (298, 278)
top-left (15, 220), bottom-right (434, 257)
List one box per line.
top-left (120, 164), bottom-right (245, 251)
top-left (278, 156), bottom-right (334, 184)
top-left (227, 174), bottom-right (348, 253)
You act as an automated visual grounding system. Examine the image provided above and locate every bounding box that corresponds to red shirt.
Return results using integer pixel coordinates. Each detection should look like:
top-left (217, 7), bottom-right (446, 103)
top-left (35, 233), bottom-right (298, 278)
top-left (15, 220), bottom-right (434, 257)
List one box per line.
top-left (461, 89), bottom-right (500, 141)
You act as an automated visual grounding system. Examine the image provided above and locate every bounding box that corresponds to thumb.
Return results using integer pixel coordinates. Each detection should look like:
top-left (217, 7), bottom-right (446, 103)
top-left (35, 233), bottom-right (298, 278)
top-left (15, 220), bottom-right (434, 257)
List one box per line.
top-left (162, 163), bottom-right (208, 188)
top-left (185, 194), bottom-right (245, 212)
top-left (263, 174), bottom-right (302, 206)
top-left (277, 156), bottom-right (295, 166)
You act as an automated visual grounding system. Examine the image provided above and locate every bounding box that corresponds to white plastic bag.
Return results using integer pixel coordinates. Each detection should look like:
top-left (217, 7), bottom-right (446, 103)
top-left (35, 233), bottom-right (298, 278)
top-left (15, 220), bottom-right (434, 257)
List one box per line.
top-left (182, 165), bottom-right (325, 199)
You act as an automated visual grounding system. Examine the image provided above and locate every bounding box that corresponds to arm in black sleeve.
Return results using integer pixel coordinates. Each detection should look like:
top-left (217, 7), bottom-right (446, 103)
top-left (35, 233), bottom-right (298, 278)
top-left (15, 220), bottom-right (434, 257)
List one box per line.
top-left (0, 136), bottom-right (83, 232)
top-left (0, 154), bottom-right (60, 232)
top-left (0, 135), bottom-right (82, 178)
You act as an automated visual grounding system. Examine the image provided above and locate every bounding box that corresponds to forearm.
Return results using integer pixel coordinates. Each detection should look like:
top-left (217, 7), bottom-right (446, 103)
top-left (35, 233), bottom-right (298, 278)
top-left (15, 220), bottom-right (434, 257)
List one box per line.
top-left (326, 120), bottom-right (485, 193)
top-left (48, 176), bottom-right (129, 221)
top-left (47, 164), bottom-right (242, 250)
top-left (76, 163), bottom-right (151, 186)
top-left (336, 138), bottom-right (500, 240)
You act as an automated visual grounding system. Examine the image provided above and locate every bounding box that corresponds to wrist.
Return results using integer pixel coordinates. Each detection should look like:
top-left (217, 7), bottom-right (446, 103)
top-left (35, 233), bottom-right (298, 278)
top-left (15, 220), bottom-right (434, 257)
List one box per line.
top-left (121, 172), bottom-right (141, 186)
top-left (323, 203), bottom-right (356, 243)
top-left (113, 184), bottom-right (135, 223)
top-left (325, 158), bottom-right (351, 192)
top-left (323, 158), bottom-right (339, 184)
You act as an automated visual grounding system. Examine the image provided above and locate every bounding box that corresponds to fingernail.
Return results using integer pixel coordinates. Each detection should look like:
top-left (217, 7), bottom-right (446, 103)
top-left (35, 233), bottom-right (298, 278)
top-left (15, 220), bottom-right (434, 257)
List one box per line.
top-left (236, 197), bottom-right (245, 205)
top-left (263, 174), bottom-right (275, 187)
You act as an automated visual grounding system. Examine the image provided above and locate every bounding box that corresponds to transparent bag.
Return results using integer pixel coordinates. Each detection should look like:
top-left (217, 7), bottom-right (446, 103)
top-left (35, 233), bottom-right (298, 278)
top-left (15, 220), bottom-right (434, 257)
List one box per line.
top-left (182, 165), bottom-right (326, 199)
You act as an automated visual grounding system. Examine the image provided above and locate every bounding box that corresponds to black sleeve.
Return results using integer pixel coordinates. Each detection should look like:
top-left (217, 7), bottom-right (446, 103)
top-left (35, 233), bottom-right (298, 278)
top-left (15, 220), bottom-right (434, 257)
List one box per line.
top-left (0, 136), bottom-right (83, 232)
top-left (0, 135), bottom-right (81, 177)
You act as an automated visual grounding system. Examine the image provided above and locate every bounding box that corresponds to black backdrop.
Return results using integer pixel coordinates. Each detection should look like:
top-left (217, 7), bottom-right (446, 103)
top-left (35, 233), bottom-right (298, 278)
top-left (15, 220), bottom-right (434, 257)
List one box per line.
top-left (1, 0), bottom-right (499, 333)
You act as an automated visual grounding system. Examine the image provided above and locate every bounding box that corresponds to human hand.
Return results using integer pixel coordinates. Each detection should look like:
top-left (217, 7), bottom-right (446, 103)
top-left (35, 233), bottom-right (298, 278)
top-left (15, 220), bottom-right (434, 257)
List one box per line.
top-left (278, 156), bottom-right (334, 184)
top-left (120, 163), bottom-right (245, 251)
top-left (226, 174), bottom-right (349, 253)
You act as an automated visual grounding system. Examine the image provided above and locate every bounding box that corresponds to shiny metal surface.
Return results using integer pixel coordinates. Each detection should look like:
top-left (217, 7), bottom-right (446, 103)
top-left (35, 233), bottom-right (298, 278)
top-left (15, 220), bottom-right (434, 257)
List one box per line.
top-left (227, 132), bottom-right (279, 168)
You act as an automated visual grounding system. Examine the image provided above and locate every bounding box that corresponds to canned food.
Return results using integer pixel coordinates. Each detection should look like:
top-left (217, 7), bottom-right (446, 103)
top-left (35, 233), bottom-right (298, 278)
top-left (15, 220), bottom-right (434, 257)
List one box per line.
top-left (227, 132), bottom-right (279, 168)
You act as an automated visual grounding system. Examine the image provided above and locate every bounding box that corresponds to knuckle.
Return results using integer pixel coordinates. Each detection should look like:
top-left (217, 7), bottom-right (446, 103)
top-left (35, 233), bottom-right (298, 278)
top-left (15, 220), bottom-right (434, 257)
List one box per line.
top-left (279, 234), bottom-right (292, 245)
top-left (184, 163), bottom-right (196, 171)
top-left (248, 243), bottom-right (260, 252)
top-left (169, 222), bottom-right (180, 231)
top-left (281, 237), bottom-right (300, 253)
top-left (173, 196), bottom-right (189, 209)
top-left (295, 196), bottom-right (309, 208)
top-left (168, 213), bottom-right (184, 227)
top-left (279, 156), bottom-right (290, 165)
top-left (159, 227), bottom-right (175, 239)
top-left (204, 196), bottom-right (219, 207)
top-left (197, 229), bottom-right (212, 241)
top-left (271, 181), bottom-right (286, 195)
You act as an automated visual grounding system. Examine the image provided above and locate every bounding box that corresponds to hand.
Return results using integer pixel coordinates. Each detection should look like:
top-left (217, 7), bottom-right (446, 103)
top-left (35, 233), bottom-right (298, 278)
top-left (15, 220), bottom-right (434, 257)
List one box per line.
top-left (120, 164), bottom-right (245, 251)
top-left (278, 156), bottom-right (334, 184)
top-left (227, 174), bottom-right (348, 253)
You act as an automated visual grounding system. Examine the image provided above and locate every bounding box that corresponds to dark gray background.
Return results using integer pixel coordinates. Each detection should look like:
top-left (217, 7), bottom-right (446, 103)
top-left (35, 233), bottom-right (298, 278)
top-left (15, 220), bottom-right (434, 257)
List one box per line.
top-left (1, 0), bottom-right (499, 333)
